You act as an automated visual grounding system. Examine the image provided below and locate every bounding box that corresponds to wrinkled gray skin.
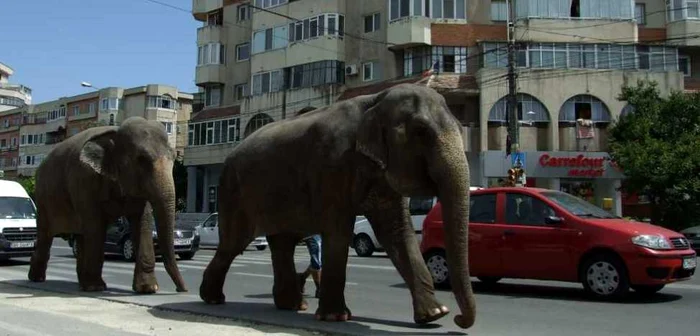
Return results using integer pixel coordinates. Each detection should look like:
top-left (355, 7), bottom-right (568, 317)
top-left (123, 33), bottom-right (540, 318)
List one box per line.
top-left (28, 117), bottom-right (187, 294)
top-left (199, 84), bottom-right (476, 329)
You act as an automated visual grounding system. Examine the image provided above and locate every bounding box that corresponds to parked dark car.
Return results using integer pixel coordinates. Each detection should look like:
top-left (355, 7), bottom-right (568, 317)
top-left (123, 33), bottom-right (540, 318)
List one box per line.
top-left (66, 216), bottom-right (200, 261)
top-left (680, 225), bottom-right (700, 253)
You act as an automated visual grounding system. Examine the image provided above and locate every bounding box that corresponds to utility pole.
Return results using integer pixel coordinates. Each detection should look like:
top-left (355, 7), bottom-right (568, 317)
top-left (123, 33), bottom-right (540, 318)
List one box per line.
top-left (506, 0), bottom-right (523, 187)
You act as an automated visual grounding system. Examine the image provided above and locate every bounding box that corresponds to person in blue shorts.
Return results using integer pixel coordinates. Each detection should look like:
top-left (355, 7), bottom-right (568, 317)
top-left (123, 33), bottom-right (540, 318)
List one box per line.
top-left (298, 234), bottom-right (322, 298)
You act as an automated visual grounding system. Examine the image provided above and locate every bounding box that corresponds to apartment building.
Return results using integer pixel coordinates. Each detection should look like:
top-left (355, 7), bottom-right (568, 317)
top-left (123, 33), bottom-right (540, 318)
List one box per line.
top-left (0, 62), bottom-right (32, 113)
top-left (185, 0), bottom-right (698, 216)
top-left (5, 84), bottom-right (193, 177)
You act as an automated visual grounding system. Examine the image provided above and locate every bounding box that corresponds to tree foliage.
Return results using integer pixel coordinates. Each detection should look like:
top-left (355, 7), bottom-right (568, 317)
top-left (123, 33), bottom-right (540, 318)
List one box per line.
top-left (610, 79), bottom-right (700, 231)
top-left (16, 175), bottom-right (36, 200)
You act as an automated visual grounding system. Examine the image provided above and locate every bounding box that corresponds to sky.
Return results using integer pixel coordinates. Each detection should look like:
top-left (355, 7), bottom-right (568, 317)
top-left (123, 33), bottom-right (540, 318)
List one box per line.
top-left (1, 0), bottom-right (200, 103)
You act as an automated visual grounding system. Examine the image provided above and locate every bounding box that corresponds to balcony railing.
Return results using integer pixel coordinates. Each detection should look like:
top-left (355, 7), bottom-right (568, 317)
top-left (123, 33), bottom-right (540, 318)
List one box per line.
top-left (0, 83), bottom-right (32, 95)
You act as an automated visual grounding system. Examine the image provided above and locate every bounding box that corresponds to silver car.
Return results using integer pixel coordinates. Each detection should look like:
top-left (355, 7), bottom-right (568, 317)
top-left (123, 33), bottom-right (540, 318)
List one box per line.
top-left (195, 212), bottom-right (268, 251)
top-left (680, 225), bottom-right (700, 253)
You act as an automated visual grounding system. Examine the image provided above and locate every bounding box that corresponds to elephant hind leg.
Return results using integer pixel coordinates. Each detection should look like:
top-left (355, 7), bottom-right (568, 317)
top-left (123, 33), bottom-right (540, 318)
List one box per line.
top-left (268, 233), bottom-right (307, 311)
top-left (28, 209), bottom-right (53, 283)
top-left (199, 209), bottom-right (253, 305)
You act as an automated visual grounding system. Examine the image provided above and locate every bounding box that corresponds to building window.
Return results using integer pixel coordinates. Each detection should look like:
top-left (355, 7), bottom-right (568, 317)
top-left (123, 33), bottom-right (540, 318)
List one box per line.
top-left (404, 46), bottom-right (467, 75)
top-left (559, 94), bottom-right (612, 123)
top-left (285, 60), bottom-right (345, 89)
top-left (244, 113), bottom-right (274, 137)
top-left (100, 98), bottom-right (121, 111)
top-left (234, 83), bottom-right (249, 100)
top-left (516, 0), bottom-right (633, 19)
top-left (635, 3), bottom-right (645, 24)
top-left (253, 0), bottom-right (288, 10)
top-left (206, 10), bottom-right (223, 26)
top-left (364, 13), bottom-right (381, 33)
top-left (668, 0), bottom-right (700, 21)
top-left (188, 117), bottom-right (241, 146)
top-left (161, 122), bottom-right (173, 134)
top-left (88, 102), bottom-right (95, 114)
top-left (236, 43), bottom-right (250, 61)
top-left (197, 43), bottom-right (225, 66)
top-left (72, 106), bottom-right (80, 116)
top-left (488, 93), bottom-right (551, 123)
top-left (205, 85), bottom-right (221, 107)
top-left (147, 95), bottom-right (175, 109)
top-left (363, 62), bottom-right (376, 81)
top-left (491, 0), bottom-right (508, 21)
top-left (483, 42), bottom-right (678, 72)
top-left (237, 4), bottom-right (249, 21)
top-left (252, 70), bottom-right (283, 95)
top-left (288, 13), bottom-right (344, 43)
top-left (252, 26), bottom-right (288, 54)
top-left (679, 55), bottom-right (691, 76)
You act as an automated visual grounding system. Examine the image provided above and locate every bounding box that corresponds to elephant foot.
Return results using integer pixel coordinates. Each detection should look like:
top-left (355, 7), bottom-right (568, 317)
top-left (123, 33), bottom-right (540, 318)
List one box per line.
top-left (414, 305), bottom-right (450, 324)
top-left (80, 283), bottom-right (107, 292)
top-left (175, 285), bottom-right (188, 293)
top-left (133, 283), bottom-right (159, 294)
top-left (273, 287), bottom-right (307, 311)
top-left (314, 307), bottom-right (352, 322)
top-left (27, 267), bottom-right (46, 283)
top-left (200, 285), bottom-right (226, 304)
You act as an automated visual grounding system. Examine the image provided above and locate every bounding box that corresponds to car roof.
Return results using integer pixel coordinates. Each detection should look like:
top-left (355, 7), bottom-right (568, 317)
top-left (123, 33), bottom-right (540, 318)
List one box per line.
top-left (471, 186), bottom-right (552, 194)
top-left (0, 180), bottom-right (31, 198)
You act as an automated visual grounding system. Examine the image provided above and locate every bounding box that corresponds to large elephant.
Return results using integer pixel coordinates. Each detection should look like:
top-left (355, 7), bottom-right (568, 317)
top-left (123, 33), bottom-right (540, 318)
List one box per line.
top-left (28, 116), bottom-right (188, 294)
top-left (199, 84), bottom-right (476, 329)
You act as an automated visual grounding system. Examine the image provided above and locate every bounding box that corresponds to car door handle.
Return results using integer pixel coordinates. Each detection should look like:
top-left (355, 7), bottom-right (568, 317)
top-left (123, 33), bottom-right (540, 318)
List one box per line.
top-left (503, 230), bottom-right (516, 237)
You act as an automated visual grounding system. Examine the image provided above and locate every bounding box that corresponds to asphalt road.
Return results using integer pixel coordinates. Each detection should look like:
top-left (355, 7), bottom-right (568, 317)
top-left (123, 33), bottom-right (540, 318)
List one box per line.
top-left (0, 239), bottom-right (699, 336)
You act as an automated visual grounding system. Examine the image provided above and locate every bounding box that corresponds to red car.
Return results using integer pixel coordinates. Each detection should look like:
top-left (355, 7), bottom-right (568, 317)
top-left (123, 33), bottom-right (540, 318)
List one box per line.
top-left (420, 187), bottom-right (697, 299)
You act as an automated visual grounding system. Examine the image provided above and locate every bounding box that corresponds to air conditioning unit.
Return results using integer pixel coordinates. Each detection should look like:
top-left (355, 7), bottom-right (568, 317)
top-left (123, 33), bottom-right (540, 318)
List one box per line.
top-left (345, 64), bottom-right (358, 76)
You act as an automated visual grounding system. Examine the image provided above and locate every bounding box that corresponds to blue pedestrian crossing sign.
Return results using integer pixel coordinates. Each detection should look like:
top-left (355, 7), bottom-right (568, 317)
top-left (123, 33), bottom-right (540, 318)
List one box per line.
top-left (511, 152), bottom-right (526, 170)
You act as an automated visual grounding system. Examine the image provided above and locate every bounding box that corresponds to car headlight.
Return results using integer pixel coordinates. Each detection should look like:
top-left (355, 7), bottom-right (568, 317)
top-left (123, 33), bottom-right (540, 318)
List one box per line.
top-left (194, 229), bottom-right (199, 237)
top-left (631, 234), bottom-right (672, 250)
top-left (152, 230), bottom-right (157, 238)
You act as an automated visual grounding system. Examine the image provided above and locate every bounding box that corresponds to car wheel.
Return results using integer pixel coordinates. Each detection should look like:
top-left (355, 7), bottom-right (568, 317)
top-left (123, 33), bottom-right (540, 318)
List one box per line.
top-left (178, 252), bottom-right (195, 260)
top-left (353, 234), bottom-right (374, 257)
top-left (477, 276), bottom-right (502, 285)
top-left (581, 253), bottom-right (630, 299)
top-left (256, 246), bottom-right (267, 251)
top-left (424, 249), bottom-right (450, 289)
top-left (121, 238), bottom-right (135, 262)
top-left (631, 284), bottom-right (665, 295)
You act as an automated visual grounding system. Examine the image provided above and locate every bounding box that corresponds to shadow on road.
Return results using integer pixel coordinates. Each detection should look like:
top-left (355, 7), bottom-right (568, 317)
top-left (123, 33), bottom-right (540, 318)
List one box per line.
top-left (390, 281), bottom-right (683, 304)
top-left (147, 301), bottom-right (467, 336)
top-left (0, 279), bottom-right (182, 298)
top-left (0, 259), bottom-right (30, 267)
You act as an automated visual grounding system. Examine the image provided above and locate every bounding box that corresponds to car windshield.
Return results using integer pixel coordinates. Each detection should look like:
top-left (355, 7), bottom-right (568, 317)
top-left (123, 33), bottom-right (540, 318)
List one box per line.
top-left (540, 191), bottom-right (619, 219)
top-left (0, 197), bottom-right (37, 219)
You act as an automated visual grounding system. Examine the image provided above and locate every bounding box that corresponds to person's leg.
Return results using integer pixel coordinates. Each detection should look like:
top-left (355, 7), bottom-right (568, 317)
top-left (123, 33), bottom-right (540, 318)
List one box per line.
top-left (307, 234), bottom-right (322, 298)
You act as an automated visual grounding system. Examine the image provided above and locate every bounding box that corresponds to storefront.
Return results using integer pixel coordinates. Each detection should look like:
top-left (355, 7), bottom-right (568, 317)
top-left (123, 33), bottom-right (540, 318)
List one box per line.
top-left (480, 151), bottom-right (625, 216)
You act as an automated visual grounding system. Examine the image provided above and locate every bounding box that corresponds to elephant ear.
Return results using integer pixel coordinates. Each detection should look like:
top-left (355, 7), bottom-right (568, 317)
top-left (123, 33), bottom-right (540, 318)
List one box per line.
top-left (79, 130), bottom-right (118, 180)
top-left (356, 90), bottom-right (390, 170)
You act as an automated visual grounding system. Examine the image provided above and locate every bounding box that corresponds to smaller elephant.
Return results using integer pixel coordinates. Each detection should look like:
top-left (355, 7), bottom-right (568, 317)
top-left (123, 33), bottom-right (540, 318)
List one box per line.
top-left (28, 117), bottom-right (188, 294)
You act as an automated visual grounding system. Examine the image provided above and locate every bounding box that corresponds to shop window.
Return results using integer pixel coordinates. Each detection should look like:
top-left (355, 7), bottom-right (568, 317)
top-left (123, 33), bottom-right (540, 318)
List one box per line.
top-left (504, 193), bottom-right (556, 226)
top-left (575, 102), bottom-right (592, 120)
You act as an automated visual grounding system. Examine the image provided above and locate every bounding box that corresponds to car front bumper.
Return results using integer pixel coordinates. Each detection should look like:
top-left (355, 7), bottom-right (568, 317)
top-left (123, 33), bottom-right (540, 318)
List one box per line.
top-left (625, 247), bottom-right (697, 285)
top-left (0, 237), bottom-right (36, 259)
top-left (154, 235), bottom-right (200, 255)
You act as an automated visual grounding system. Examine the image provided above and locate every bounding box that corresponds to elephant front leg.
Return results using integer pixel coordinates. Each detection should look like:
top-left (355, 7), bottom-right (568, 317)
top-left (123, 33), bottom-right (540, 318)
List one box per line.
top-left (268, 234), bottom-right (307, 311)
top-left (315, 216), bottom-right (354, 322)
top-left (364, 192), bottom-right (449, 325)
top-left (77, 212), bottom-right (108, 292)
top-left (128, 205), bottom-right (159, 294)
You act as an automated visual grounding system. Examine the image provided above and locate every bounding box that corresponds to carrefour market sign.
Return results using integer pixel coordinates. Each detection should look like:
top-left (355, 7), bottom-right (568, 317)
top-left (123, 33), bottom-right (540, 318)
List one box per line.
top-left (539, 154), bottom-right (607, 177)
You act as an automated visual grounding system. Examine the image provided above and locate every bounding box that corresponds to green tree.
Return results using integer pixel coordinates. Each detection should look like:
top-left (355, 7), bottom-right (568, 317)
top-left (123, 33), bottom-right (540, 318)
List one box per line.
top-left (610, 79), bottom-right (700, 231)
top-left (173, 156), bottom-right (188, 212)
top-left (16, 175), bottom-right (36, 200)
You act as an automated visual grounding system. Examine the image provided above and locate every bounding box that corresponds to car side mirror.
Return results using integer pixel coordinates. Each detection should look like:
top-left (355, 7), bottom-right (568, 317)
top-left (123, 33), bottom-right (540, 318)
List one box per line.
top-left (545, 216), bottom-right (564, 225)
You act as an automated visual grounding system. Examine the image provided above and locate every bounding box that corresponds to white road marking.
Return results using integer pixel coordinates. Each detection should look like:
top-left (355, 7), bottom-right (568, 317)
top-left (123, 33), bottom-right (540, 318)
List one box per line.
top-left (231, 272), bottom-right (358, 285)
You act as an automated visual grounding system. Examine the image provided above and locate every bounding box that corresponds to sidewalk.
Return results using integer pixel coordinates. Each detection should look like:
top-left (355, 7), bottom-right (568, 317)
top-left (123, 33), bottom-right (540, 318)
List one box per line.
top-left (0, 283), bottom-right (320, 336)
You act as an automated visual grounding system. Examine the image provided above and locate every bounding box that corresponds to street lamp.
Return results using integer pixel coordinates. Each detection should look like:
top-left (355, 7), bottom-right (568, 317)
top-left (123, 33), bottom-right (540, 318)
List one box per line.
top-left (80, 82), bottom-right (100, 90)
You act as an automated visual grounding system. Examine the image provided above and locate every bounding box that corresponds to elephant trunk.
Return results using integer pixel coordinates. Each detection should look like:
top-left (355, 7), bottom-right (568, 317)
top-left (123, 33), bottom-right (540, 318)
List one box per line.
top-left (150, 157), bottom-right (188, 292)
top-left (429, 130), bottom-right (476, 329)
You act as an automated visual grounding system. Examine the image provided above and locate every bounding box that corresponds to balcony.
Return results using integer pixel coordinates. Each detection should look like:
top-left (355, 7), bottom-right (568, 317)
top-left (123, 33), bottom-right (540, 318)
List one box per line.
top-left (197, 24), bottom-right (227, 44)
top-left (666, 20), bottom-right (700, 47)
top-left (387, 16), bottom-right (432, 50)
top-left (192, 0), bottom-right (223, 21)
top-left (195, 65), bottom-right (226, 86)
top-left (515, 19), bottom-right (637, 44)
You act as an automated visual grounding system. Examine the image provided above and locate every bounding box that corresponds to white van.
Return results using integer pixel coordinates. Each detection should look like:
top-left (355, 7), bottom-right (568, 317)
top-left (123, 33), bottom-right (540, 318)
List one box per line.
top-left (352, 187), bottom-right (483, 257)
top-left (0, 180), bottom-right (38, 259)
